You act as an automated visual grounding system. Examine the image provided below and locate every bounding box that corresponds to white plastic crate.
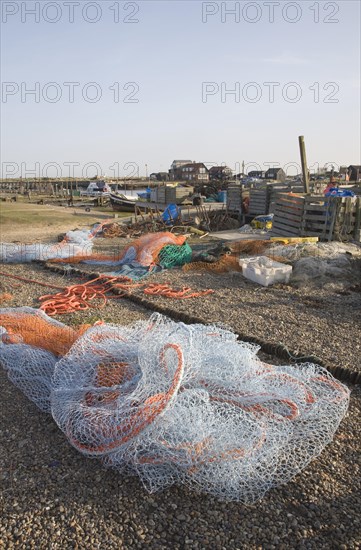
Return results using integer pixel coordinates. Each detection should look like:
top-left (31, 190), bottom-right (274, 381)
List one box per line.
top-left (239, 256), bottom-right (292, 287)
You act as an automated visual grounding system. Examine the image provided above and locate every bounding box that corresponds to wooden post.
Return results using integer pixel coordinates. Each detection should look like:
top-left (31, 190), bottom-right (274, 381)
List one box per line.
top-left (70, 181), bottom-right (74, 205)
top-left (299, 136), bottom-right (310, 194)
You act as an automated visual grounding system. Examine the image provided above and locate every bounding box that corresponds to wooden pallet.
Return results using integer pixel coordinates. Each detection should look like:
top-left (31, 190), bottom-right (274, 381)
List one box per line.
top-left (271, 194), bottom-right (304, 236)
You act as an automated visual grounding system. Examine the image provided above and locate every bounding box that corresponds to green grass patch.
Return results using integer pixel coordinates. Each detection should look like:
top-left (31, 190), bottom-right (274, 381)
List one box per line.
top-left (0, 202), bottom-right (128, 229)
top-left (0, 203), bottom-right (103, 227)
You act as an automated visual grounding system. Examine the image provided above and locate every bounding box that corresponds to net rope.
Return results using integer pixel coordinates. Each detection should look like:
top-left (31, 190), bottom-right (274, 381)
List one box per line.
top-left (0, 309), bottom-right (350, 502)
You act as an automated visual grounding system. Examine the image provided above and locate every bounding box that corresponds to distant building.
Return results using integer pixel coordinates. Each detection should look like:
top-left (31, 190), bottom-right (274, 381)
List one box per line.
top-left (171, 162), bottom-right (209, 182)
top-left (150, 172), bottom-right (169, 182)
top-left (348, 165), bottom-right (361, 182)
top-left (169, 160), bottom-right (193, 180)
top-left (265, 168), bottom-right (286, 182)
top-left (248, 171), bottom-right (265, 179)
top-left (209, 166), bottom-right (233, 181)
top-left (170, 160), bottom-right (193, 170)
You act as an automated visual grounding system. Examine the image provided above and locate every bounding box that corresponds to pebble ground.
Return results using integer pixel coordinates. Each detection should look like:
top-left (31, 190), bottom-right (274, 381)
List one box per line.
top-left (0, 259), bottom-right (360, 549)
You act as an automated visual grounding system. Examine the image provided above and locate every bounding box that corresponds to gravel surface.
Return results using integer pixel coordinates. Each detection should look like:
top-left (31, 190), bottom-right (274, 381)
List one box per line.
top-left (126, 265), bottom-right (361, 374)
top-left (1, 367), bottom-right (360, 549)
top-left (0, 253), bottom-right (360, 548)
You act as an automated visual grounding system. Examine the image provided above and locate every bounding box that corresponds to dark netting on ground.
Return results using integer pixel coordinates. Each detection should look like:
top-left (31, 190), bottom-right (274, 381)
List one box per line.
top-left (158, 243), bottom-right (193, 269)
top-left (0, 309), bottom-right (350, 502)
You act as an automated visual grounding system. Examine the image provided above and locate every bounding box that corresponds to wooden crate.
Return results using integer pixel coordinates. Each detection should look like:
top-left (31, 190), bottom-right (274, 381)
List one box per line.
top-left (166, 187), bottom-right (193, 204)
top-left (332, 196), bottom-right (360, 241)
top-left (269, 184), bottom-right (304, 213)
top-left (354, 196), bottom-right (361, 241)
top-left (156, 187), bottom-right (166, 202)
top-left (227, 183), bottom-right (241, 212)
top-left (301, 196), bottom-right (338, 240)
top-left (249, 183), bottom-right (305, 216)
top-left (248, 188), bottom-right (268, 215)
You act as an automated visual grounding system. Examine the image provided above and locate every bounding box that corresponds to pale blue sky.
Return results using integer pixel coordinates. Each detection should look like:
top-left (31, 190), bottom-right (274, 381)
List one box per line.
top-left (1, 0), bottom-right (360, 177)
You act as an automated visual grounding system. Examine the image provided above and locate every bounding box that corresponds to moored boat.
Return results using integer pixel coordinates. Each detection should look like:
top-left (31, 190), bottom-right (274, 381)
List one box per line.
top-left (109, 192), bottom-right (146, 212)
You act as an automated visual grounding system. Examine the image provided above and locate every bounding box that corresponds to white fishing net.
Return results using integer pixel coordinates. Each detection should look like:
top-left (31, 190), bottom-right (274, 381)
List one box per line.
top-left (0, 226), bottom-right (101, 263)
top-left (0, 311), bottom-right (350, 502)
top-left (0, 325), bottom-right (57, 412)
top-left (0, 307), bottom-right (83, 411)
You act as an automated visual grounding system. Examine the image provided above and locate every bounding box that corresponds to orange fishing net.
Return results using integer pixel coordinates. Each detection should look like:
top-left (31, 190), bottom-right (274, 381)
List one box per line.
top-left (228, 240), bottom-right (272, 255)
top-left (0, 308), bottom-right (91, 356)
top-left (183, 255), bottom-right (242, 273)
top-left (51, 232), bottom-right (187, 266)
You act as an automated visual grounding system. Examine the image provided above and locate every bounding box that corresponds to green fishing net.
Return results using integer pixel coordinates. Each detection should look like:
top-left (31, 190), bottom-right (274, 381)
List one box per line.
top-left (158, 243), bottom-right (193, 269)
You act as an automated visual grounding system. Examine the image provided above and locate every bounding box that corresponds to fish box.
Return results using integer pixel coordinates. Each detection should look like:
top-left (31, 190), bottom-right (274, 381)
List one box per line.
top-left (239, 256), bottom-right (292, 287)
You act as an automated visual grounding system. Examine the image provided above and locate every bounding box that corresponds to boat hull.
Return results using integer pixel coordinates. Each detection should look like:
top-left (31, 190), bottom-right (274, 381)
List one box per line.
top-left (109, 193), bottom-right (140, 212)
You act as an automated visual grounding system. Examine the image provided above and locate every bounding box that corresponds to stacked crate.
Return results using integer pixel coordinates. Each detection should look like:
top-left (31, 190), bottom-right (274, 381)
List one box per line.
top-left (156, 187), bottom-right (166, 203)
top-left (248, 183), bottom-right (306, 216)
top-left (302, 195), bottom-right (361, 241)
top-left (248, 187), bottom-right (269, 216)
top-left (151, 186), bottom-right (193, 204)
top-left (271, 194), bottom-right (361, 241)
top-left (268, 183), bottom-right (304, 213)
top-left (165, 186), bottom-right (193, 204)
top-left (227, 183), bottom-right (241, 212)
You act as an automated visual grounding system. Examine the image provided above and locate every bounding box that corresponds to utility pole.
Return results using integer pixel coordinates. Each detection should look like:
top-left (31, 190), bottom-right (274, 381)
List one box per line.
top-left (298, 136), bottom-right (310, 194)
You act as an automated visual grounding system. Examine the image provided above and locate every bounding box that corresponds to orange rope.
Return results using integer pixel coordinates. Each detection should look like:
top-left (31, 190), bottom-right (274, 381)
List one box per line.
top-left (39, 276), bottom-right (140, 315)
top-left (67, 342), bottom-right (184, 455)
top-left (0, 271), bottom-right (215, 317)
top-left (143, 283), bottom-right (214, 299)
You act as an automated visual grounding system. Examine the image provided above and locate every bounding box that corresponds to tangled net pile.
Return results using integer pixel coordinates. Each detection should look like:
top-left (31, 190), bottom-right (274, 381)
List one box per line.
top-left (0, 223), bottom-right (190, 271)
top-left (0, 223), bottom-right (107, 263)
top-left (0, 308), bottom-right (350, 502)
top-left (53, 232), bottom-right (188, 267)
top-left (183, 255), bottom-right (241, 273)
